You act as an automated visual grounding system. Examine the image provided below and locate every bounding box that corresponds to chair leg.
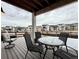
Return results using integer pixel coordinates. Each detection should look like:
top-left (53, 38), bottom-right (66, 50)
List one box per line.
top-left (25, 50), bottom-right (28, 59)
top-left (57, 56), bottom-right (59, 59)
top-left (39, 52), bottom-right (41, 58)
top-left (57, 46), bottom-right (59, 50)
top-left (53, 53), bottom-right (55, 59)
top-left (39, 52), bottom-right (42, 59)
top-left (52, 48), bottom-right (55, 59)
top-left (60, 46), bottom-right (62, 49)
top-left (66, 46), bottom-right (68, 52)
top-left (43, 48), bottom-right (48, 59)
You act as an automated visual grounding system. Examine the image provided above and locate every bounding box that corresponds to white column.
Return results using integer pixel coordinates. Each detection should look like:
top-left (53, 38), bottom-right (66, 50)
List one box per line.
top-left (31, 12), bottom-right (36, 44)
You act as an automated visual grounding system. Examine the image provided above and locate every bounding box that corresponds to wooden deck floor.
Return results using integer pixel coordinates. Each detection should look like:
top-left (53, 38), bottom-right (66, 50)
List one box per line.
top-left (1, 37), bottom-right (57, 59)
top-left (1, 37), bottom-right (77, 59)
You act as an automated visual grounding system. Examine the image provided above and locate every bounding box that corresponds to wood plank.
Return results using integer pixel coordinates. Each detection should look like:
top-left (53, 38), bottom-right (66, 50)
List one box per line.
top-left (44, 0), bottom-right (50, 5)
top-left (23, 0), bottom-right (39, 10)
top-left (9, 49), bottom-right (18, 59)
top-left (1, 43), bottom-right (8, 59)
top-left (12, 47), bottom-right (23, 59)
top-left (14, 46), bottom-right (25, 59)
top-left (5, 49), bottom-right (13, 59)
top-left (32, 0), bottom-right (44, 7)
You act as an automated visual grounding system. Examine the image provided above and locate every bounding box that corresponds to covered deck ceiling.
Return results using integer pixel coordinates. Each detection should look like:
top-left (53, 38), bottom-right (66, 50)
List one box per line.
top-left (2, 0), bottom-right (77, 15)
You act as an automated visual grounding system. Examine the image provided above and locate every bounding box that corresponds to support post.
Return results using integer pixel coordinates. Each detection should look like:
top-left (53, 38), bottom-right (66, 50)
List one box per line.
top-left (31, 12), bottom-right (36, 44)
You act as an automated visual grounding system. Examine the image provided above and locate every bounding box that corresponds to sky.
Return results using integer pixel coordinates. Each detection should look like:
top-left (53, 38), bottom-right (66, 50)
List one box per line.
top-left (1, 1), bottom-right (78, 27)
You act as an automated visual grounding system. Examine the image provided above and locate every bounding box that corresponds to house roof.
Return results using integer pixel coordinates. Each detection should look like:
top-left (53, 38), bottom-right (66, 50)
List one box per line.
top-left (2, 0), bottom-right (77, 15)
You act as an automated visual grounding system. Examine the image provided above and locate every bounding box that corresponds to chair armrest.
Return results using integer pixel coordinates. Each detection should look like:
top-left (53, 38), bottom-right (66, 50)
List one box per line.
top-left (10, 35), bottom-right (17, 38)
top-left (67, 46), bottom-right (78, 56)
top-left (54, 49), bottom-right (78, 59)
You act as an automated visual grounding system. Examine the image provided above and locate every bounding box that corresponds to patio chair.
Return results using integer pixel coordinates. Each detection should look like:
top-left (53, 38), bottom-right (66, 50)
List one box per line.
top-left (58, 32), bottom-right (69, 52)
top-left (53, 46), bottom-right (78, 59)
top-left (35, 32), bottom-right (41, 43)
top-left (1, 31), bottom-right (16, 49)
top-left (23, 32), bottom-right (43, 59)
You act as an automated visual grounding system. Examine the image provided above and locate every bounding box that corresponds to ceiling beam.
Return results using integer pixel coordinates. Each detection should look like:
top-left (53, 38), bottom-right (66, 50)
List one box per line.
top-left (23, 0), bottom-right (39, 10)
top-left (36, 0), bottom-right (77, 15)
top-left (32, 0), bottom-right (44, 8)
top-left (2, 0), bottom-right (34, 12)
top-left (44, 0), bottom-right (50, 5)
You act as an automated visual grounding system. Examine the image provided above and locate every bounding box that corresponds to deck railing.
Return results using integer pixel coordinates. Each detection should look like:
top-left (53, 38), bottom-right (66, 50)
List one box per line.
top-left (1, 31), bottom-right (78, 38)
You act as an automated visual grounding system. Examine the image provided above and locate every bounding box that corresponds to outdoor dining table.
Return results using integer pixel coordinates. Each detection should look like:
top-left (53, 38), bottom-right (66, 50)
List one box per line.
top-left (38, 36), bottom-right (64, 46)
top-left (38, 36), bottom-right (64, 59)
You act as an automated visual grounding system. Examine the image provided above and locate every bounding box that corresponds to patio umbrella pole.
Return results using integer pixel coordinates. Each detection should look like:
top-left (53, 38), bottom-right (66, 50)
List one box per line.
top-left (31, 12), bottom-right (36, 44)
